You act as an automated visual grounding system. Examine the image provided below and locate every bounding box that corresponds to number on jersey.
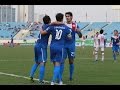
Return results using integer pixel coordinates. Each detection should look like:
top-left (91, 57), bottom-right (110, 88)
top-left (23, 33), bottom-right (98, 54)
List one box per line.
top-left (55, 29), bottom-right (63, 40)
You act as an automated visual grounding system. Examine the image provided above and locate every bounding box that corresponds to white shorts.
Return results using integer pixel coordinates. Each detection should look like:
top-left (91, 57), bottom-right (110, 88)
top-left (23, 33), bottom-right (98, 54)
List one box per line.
top-left (94, 46), bottom-right (104, 52)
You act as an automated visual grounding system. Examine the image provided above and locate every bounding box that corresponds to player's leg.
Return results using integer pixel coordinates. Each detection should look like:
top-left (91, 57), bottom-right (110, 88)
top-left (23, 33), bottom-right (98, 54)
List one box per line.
top-left (112, 46), bottom-right (117, 61)
top-left (101, 47), bottom-right (104, 61)
top-left (68, 45), bottom-right (75, 81)
top-left (29, 44), bottom-right (40, 82)
top-left (82, 42), bottom-right (85, 48)
top-left (59, 47), bottom-right (67, 81)
top-left (39, 48), bottom-right (47, 84)
top-left (94, 46), bottom-right (99, 61)
top-left (93, 47), bottom-right (95, 55)
top-left (116, 46), bottom-right (119, 55)
top-left (50, 46), bottom-right (62, 85)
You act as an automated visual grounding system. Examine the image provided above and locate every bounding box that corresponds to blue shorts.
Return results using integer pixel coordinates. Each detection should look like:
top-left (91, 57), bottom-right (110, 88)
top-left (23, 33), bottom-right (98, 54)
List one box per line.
top-left (34, 43), bottom-right (47, 63)
top-left (112, 46), bottom-right (119, 52)
top-left (50, 45), bottom-right (64, 63)
top-left (64, 43), bottom-right (75, 60)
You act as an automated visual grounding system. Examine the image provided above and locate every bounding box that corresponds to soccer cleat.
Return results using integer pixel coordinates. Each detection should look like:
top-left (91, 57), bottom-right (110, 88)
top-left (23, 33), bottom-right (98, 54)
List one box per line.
top-left (59, 81), bottom-right (63, 85)
top-left (51, 82), bottom-right (55, 85)
top-left (30, 77), bottom-right (34, 83)
top-left (95, 60), bottom-right (98, 61)
top-left (39, 80), bottom-right (45, 85)
top-left (69, 77), bottom-right (72, 81)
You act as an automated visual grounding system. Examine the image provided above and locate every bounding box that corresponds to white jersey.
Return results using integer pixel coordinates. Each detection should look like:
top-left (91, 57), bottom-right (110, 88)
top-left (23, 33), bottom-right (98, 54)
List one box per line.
top-left (65, 22), bottom-right (78, 29)
top-left (98, 34), bottom-right (105, 47)
top-left (94, 35), bottom-right (99, 47)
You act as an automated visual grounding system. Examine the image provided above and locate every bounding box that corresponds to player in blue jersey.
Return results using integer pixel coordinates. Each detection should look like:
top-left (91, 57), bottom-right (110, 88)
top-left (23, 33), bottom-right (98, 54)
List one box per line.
top-left (40, 13), bottom-right (72, 85)
top-left (29, 15), bottom-right (51, 84)
top-left (110, 30), bottom-right (120, 61)
top-left (64, 12), bottom-right (82, 81)
top-left (52, 12), bottom-right (82, 81)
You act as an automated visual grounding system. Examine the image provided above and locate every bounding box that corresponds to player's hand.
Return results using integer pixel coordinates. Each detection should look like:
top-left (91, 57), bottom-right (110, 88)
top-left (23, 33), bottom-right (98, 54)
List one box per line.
top-left (109, 43), bottom-right (112, 46)
top-left (117, 42), bottom-right (120, 45)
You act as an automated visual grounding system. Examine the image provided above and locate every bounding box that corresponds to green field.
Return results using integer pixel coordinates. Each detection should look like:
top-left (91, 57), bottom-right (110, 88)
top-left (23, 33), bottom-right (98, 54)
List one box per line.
top-left (0, 45), bottom-right (120, 85)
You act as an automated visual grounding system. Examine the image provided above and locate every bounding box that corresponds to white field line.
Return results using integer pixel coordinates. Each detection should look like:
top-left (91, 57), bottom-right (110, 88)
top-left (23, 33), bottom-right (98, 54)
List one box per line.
top-left (0, 58), bottom-right (115, 61)
top-left (0, 72), bottom-right (66, 85)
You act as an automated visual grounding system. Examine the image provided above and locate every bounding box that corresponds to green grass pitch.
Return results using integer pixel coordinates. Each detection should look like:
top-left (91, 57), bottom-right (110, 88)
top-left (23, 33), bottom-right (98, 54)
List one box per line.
top-left (0, 45), bottom-right (120, 85)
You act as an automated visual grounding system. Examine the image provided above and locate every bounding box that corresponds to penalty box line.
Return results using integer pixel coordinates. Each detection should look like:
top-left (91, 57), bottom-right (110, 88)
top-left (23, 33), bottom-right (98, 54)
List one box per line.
top-left (0, 72), bottom-right (66, 85)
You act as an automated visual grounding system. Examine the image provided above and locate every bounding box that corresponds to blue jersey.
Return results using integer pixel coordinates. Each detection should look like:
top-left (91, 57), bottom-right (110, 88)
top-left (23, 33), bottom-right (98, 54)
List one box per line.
top-left (46, 24), bottom-right (71, 47)
top-left (65, 22), bottom-right (79, 45)
top-left (111, 36), bottom-right (120, 47)
top-left (37, 24), bottom-right (50, 48)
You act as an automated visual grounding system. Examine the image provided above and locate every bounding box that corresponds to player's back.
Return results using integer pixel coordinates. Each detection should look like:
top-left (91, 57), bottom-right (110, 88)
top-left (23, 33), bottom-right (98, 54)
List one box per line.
top-left (94, 35), bottom-right (99, 46)
top-left (37, 24), bottom-right (50, 48)
top-left (48, 24), bottom-right (71, 47)
top-left (98, 34), bottom-right (105, 46)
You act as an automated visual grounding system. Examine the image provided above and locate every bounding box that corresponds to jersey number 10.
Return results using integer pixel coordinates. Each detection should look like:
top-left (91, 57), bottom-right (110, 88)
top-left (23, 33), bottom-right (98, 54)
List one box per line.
top-left (55, 29), bottom-right (63, 40)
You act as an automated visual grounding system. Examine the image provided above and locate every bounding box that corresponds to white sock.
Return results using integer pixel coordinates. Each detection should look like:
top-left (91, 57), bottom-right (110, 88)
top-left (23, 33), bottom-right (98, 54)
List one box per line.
top-left (101, 53), bottom-right (104, 61)
top-left (95, 52), bottom-right (98, 60)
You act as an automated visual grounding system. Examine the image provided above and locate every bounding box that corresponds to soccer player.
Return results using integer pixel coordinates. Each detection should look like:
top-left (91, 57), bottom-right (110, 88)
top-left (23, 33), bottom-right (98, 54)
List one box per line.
top-left (97, 29), bottom-right (105, 61)
top-left (110, 30), bottom-right (120, 61)
top-left (64, 12), bottom-right (82, 81)
top-left (29, 15), bottom-right (51, 84)
top-left (93, 32), bottom-right (99, 56)
top-left (40, 13), bottom-right (72, 85)
top-left (51, 12), bottom-right (82, 81)
top-left (10, 35), bottom-right (14, 47)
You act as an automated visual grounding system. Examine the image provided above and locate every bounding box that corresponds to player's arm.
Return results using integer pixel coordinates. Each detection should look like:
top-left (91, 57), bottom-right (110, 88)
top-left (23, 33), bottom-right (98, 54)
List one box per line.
top-left (40, 29), bottom-right (48, 35)
top-left (76, 29), bottom-right (82, 38)
top-left (76, 25), bottom-right (82, 38)
top-left (109, 37), bottom-right (112, 46)
top-left (40, 27), bottom-right (51, 35)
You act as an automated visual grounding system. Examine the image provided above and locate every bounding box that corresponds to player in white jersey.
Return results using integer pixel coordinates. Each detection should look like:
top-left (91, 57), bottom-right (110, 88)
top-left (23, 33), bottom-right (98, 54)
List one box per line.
top-left (93, 32), bottom-right (99, 55)
top-left (96, 29), bottom-right (105, 61)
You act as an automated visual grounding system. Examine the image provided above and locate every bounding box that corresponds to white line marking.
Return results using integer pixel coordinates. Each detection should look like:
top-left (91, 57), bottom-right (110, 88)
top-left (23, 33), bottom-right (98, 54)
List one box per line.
top-left (0, 72), bottom-right (66, 85)
top-left (0, 58), bottom-right (116, 62)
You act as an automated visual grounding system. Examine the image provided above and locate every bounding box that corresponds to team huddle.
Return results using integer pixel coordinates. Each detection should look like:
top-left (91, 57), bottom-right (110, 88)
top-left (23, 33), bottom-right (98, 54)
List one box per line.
top-left (29, 12), bottom-right (82, 85)
top-left (29, 12), bottom-right (120, 85)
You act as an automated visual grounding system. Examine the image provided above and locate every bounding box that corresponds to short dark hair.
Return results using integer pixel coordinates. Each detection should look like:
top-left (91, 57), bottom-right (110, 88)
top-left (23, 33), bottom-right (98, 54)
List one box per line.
top-left (65, 12), bottom-right (73, 17)
top-left (114, 30), bottom-right (118, 33)
top-left (100, 29), bottom-right (104, 34)
top-left (96, 32), bottom-right (99, 34)
top-left (56, 13), bottom-right (64, 22)
top-left (43, 15), bottom-right (51, 24)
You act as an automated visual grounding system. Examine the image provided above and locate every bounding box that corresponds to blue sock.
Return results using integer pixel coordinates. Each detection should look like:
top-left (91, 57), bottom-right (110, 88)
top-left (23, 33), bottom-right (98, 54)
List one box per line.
top-left (30, 63), bottom-right (38, 77)
top-left (69, 64), bottom-right (74, 79)
top-left (39, 65), bottom-right (45, 81)
top-left (52, 66), bottom-right (60, 82)
top-left (60, 63), bottom-right (64, 81)
top-left (113, 52), bottom-right (116, 60)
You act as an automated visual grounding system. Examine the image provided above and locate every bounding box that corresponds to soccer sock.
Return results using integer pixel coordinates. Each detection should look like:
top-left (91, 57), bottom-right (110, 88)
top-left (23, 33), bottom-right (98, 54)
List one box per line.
top-left (69, 63), bottom-right (74, 79)
top-left (113, 52), bottom-right (116, 60)
top-left (52, 66), bottom-right (60, 82)
top-left (101, 53), bottom-right (104, 61)
top-left (95, 52), bottom-right (98, 60)
top-left (39, 65), bottom-right (45, 81)
top-left (60, 63), bottom-right (64, 81)
top-left (30, 63), bottom-right (38, 77)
